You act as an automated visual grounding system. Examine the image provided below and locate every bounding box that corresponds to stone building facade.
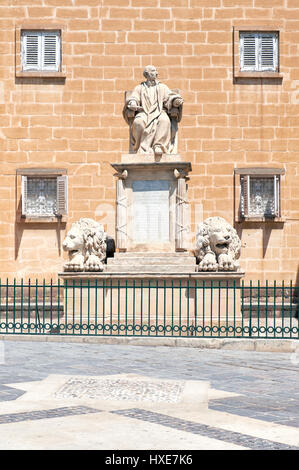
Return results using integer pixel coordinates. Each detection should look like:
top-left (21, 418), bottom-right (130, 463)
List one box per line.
top-left (0, 0), bottom-right (298, 283)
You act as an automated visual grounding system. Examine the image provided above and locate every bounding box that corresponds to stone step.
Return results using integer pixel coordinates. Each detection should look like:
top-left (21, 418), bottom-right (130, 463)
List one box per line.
top-left (105, 265), bottom-right (197, 273)
top-left (107, 256), bottom-right (196, 266)
top-left (114, 252), bottom-right (193, 258)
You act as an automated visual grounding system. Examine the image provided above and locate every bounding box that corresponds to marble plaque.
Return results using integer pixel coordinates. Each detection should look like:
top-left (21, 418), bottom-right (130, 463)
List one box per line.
top-left (132, 180), bottom-right (170, 243)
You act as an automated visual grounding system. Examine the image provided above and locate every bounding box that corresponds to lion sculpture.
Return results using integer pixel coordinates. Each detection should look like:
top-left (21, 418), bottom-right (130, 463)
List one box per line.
top-left (195, 217), bottom-right (241, 272)
top-left (62, 218), bottom-right (107, 272)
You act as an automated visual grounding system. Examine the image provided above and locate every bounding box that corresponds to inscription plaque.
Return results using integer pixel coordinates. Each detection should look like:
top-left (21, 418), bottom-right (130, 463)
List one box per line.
top-left (132, 180), bottom-right (170, 243)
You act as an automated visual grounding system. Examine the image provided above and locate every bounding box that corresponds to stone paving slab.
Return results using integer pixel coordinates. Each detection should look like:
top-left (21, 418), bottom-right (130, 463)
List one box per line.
top-left (0, 406), bottom-right (244, 451)
top-left (0, 406), bottom-right (101, 424)
top-left (0, 339), bottom-right (298, 449)
top-left (112, 408), bottom-right (298, 450)
top-left (16, 373), bottom-right (208, 411)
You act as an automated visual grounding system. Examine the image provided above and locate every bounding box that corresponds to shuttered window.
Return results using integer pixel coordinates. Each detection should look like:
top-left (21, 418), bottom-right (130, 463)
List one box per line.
top-left (21, 175), bottom-right (67, 218)
top-left (21, 30), bottom-right (61, 72)
top-left (240, 175), bottom-right (280, 219)
top-left (240, 32), bottom-right (279, 72)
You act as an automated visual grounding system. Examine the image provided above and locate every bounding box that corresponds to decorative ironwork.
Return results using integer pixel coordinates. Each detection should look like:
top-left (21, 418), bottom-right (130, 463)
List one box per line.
top-left (249, 177), bottom-right (276, 217)
top-left (26, 177), bottom-right (57, 216)
top-left (0, 279), bottom-right (297, 339)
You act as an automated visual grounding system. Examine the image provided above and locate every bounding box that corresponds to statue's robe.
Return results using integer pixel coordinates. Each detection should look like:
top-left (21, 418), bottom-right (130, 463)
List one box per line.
top-left (123, 81), bottom-right (183, 154)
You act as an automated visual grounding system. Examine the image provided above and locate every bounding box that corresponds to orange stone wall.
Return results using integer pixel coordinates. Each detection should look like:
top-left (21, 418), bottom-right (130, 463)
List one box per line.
top-left (0, 0), bottom-right (298, 284)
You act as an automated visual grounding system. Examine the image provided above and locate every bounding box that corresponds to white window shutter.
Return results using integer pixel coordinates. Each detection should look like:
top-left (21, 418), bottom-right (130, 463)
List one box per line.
top-left (241, 34), bottom-right (257, 71)
top-left (56, 176), bottom-right (68, 216)
top-left (260, 34), bottom-right (278, 71)
top-left (21, 30), bottom-right (60, 72)
top-left (274, 175), bottom-right (280, 217)
top-left (240, 176), bottom-right (249, 218)
top-left (21, 176), bottom-right (28, 216)
top-left (240, 31), bottom-right (278, 72)
top-left (22, 33), bottom-right (40, 71)
top-left (42, 33), bottom-right (60, 71)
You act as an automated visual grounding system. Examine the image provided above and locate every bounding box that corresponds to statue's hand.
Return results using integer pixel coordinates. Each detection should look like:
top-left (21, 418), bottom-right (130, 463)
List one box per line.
top-left (127, 100), bottom-right (138, 111)
top-left (172, 97), bottom-right (184, 108)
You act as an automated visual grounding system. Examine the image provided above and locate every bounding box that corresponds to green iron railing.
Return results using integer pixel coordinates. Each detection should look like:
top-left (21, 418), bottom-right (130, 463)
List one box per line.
top-left (0, 278), bottom-right (298, 339)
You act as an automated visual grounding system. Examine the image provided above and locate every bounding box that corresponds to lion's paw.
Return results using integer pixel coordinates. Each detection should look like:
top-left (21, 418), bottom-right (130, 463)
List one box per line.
top-left (197, 252), bottom-right (217, 272)
top-left (63, 262), bottom-right (84, 272)
top-left (84, 255), bottom-right (104, 272)
top-left (218, 254), bottom-right (235, 271)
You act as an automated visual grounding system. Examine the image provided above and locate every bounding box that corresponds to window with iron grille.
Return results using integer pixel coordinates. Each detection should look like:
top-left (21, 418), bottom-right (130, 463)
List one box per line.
top-left (21, 173), bottom-right (67, 218)
top-left (239, 31), bottom-right (279, 72)
top-left (21, 30), bottom-right (61, 72)
top-left (240, 174), bottom-right (281, 219)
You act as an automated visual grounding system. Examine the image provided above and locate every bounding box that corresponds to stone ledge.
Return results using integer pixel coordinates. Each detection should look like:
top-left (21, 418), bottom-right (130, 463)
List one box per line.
top-left (120, 153), bottom-right (182, 163)
top-left (58, 271), bottom-right (245, 280)
top-left (0, 334), bottom-right (297, 353)
top-left (111, 161), bottom-right (192, 172)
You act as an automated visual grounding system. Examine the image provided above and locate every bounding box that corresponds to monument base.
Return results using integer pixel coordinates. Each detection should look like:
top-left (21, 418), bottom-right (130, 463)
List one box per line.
top-left (112, 154), bottom-right (191, 253)
top-left (58, 271), bottom-right (245, 336)
top-left (106, 251), bottom-right (197, 273)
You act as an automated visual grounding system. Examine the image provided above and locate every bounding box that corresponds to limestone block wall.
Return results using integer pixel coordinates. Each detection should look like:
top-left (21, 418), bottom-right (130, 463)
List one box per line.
top-left (0, 0), bottom-right (298, 283)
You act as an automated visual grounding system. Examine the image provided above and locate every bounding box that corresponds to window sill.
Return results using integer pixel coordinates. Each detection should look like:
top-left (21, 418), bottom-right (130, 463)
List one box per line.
top-left (237, 216), bottom-right (285, 223)
top-left (18, 215), bottom-right (67, 224)
top-left (15, 70), bottom-right (66, 79)
top-left (234, 71), bottom-right (283, 79)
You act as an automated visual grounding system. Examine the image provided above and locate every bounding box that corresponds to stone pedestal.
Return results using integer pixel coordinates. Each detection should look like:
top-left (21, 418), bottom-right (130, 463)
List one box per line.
top-left (112, 154), bottom-right (191, 253)
top-left (106, 252), bottom-right (196, 273)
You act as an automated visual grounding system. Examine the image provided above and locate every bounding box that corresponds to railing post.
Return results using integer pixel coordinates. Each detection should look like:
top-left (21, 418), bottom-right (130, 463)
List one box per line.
top-left (257, 280), bottom-right (260, 338)
top-left (266, 280), bottom-right (268, 338)
top-left (226, 280), bottom-right (229, 337)
top-left (249, 280), bottom-right (252, 337)
top-left (87, 279), bottom-right (90, 334)
top-left (273, 281), bottom-right (276, 338)
top-left (133, 279), bottom-right (136, 336)
top-left (241, 279), bottom-right (244, 338)
top-left (210, 281), bottom-right (213, 337)
top-left (281, 281), bottom-right (285, 338)
top-left (202, 280), bottom-right (205, 337)
top-left (20, 279), bottom-right (23, 334)
top-left (140, 279), bottom-right (143, 336)
top-left (95, 278), bottom-right (98, 336)
top-left (218, 280), bottom-right (221, 337)
top-left (28, 278), bottom-right (31, 334)
top-left (5, 278), bottom-right (8, 334)
top-left (13, 278), bottom-right (16, 334)
top-left (233, 279), bottom-right (236, 338)
top-left (290, 280), bottom-right (293, 339)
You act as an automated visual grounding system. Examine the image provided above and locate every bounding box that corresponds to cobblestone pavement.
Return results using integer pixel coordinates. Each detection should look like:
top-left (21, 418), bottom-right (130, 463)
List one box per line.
top-left (0, 340), bottom-right (298, 449)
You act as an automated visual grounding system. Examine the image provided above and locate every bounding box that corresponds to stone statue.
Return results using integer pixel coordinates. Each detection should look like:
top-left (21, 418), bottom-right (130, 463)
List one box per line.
top-left (195, 217), bottom-right (241, 272)
top-left (62, 218), bottom-right (106, 272)
top-left (123, 65), bottom-right (183, 156)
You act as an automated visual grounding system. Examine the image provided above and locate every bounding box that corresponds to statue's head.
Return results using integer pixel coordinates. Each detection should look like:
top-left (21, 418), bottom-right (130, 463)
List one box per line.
top-left (209, 226), bottom-right (232, 256)
top-left (143, 65), bottom-right (158, 81)
top-left (63, 218), bottom-right (106, 258)
top-left (196, 217), bottom-right (241, 261)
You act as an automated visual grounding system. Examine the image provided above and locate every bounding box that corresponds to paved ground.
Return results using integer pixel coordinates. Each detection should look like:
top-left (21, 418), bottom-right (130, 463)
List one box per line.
top-left (0, 339), bottom-right (298, 450)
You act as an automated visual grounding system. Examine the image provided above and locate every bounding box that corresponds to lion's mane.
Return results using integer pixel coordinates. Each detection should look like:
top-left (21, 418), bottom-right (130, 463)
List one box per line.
top-left (63, 218), bottom-right (106, 271)
top-left (196, 216), bottom-right (241, 262)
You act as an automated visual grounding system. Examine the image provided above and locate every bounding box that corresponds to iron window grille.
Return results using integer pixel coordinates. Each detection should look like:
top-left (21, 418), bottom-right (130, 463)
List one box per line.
top-left (240, 174), bottom-right (281, 219)
top-left (21, 175), bottom-right (67, 218)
